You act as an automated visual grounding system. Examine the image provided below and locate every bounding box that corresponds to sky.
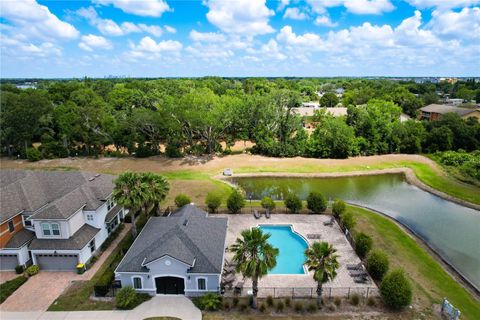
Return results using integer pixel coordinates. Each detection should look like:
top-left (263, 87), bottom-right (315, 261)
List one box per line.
top-left (0, 0), bottom-right (479, 78)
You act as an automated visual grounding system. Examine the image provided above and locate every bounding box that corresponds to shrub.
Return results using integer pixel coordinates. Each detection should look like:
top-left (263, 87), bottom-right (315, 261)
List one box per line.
top-left (238, 302), bottom-right (248, 311)
top-left (26, 265), bottom-right (39, 276)
top-left (123, 214), bottom-right (132, 223)
top-left (276, 300), bottom-right (285, 312)
top-left (174, 194), bottom-right (191, 207)
top-left (354, 232), bottom-right (373, 259)
top-left (165, 140), bottom-right (183, 158)
top-left (223, 301), bottom-right (231, 310)
top-left (334, 297), bottom-right (341, 306)
top-left (327, 303), bottom-right (336, 312)
top-left (232, 297), bottom-right (239, 307)
top-left (15, 265), bottom-right (24, 274)
top-left (332, 199), bottom-right (346, 218)
top-left (367, 297), bottom-right (376, 307)
top-left (266, 295), bottom-right (274, 307)
top-left (294, 301), bottom-right (303, 312)
top-left (193, 292), bottom-right (223, 311)
top-left (115, 287), bottom-right (137, 309)
top-left (259, 303), bottom-right (266, 313)
top-left (284, 297), bottom-right (291, 307)
top-left (350, 293), bottom-right (360, 306)
top-left (227, 189), bottom-right (245, 213)
top-left (307, 302), bottom-right (317, 313)
top-left (367, 250), bottom-right (390, 281)
top-left (340, 211), bottom-right (356, 230)
top-left (95, 269), bottom-right (115, 296)
top-left (284, 194), bottom-right (303, 213)
top-left (380, 269), bottom-right (412, 309)
top-left (260, 196), bottom-right (276, 211)
top-left (26, 148), bottom-right (42, 162)
top-left (205, 192), bottom-right (222, 213)
top-left (306, 192), bottom-right (327, 214)
top-left (0, 276), bottom-right (27, 303)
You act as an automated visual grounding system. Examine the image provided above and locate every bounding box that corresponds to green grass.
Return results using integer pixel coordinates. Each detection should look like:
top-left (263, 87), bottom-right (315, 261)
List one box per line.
top-left (0, 276), bottom-right (28, 303)
top-left (350, 205), bottom-right (480, 320)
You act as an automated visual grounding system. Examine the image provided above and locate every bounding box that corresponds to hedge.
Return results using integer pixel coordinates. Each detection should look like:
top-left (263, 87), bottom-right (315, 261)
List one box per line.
top-left (0, 276), bottom-right (28, 303)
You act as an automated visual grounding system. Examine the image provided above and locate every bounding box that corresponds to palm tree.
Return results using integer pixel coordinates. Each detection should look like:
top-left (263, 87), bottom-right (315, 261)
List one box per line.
top-left (230, 228), bottom-right (279, 309)
top-left (113, 172), bottom-right (149, 237)
top-left (140, 172), bottom-right (170, 216)
top-left (304, 242), bottom-right (340, 307)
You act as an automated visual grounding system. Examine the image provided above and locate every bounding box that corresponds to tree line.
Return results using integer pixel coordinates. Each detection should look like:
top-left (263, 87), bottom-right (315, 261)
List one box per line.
top-left (1, 77), bottom-right (479, 160)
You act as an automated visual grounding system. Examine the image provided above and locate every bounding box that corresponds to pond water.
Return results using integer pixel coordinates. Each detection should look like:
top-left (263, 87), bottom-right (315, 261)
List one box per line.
top-left (232, 174), bottom-right (480, 290)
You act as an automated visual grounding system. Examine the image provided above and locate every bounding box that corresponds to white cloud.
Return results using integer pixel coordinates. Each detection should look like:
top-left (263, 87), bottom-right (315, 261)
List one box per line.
top-left (0, 34), bottom-right (62, 58)
top-left (405, 0), bottom-right (480, 9)
top-left (204, 0), bottom-right (275, 36)
top-left (429, 7), bottom-right (480, 40)
top-left (0, 0), bottom-right (79, 41)
top-left (283, 8), bottom-right (309, 20)
top-left (260, 39), bottom-right (287, 60)
top-left (395, 10), bottom-right (439, 46)
top-left (307, 0), bottom-right (394, 15)
top-left (79, 34), bottom-right (113, 52)
top-left (315, 15), bottom-right (338, 27)
top-left (189, 30), bottom-right (226, 42)
top-left (164, 25), bottom-right (177, 33)
top-left (77, 7), bottom-right (164, 37)
top-left (93, 0), bottom-right (171, 17)
top-left (131, 36), bottom-right (182, 53)
top-left (278, 0), bottom-right (290, 11)
top-left (277, 26), bottom-right (321, 46)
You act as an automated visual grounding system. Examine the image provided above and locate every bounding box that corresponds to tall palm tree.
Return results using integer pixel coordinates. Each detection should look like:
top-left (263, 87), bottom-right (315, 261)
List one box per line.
top-left (140, 172), bottom-right (170, 216)
top-left (305, 242), bottom-right (340, 307)
top-left (113, 172), bottom-right (149, 237)
top-left (230, 228), bottom-right (279, 309)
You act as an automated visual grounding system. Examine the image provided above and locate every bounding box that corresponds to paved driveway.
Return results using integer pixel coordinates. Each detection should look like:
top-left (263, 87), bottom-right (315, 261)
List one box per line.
top-left (0, 296), bottom-right (202, 320)
top-left (0, 225), bottom-right (131, 312)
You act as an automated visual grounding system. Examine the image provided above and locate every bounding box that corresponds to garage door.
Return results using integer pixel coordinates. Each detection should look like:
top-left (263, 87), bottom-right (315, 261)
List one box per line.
top-left (0, 254), bottom-right (19, 270)
top-left (35, 254), bottom-right (78, 271)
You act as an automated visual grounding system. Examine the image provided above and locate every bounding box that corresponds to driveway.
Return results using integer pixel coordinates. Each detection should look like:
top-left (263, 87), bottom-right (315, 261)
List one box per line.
top-left (0, 296), bottom-right (202, 320)
top-left (0, 225), bottom-right (131, 312)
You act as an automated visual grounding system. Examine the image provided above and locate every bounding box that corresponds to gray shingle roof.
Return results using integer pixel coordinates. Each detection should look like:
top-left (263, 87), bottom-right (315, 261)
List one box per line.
top-left (5, 229), bottom-right (35, 249)
top-left (29, 224), bottom-right (100, 250)
top-left (105, 205), bottom-right (122, 222)
top-left (116, 204), bottom-right (227, 274)
top-left (0, 170), bottom-right (115, 223)
top-left (420, 104), bottom-right (479, 116)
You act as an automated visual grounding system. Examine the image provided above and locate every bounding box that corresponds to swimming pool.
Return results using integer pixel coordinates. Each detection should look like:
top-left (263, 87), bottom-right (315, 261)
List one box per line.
top-left (258, 225), bottom-right (308, 275)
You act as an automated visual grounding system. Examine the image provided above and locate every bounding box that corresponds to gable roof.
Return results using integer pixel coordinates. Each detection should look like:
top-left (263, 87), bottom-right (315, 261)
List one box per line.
top-left (0, 169), bottom-right (115, 223)
top-left (420, 104), bottom-right (479, 116)
top-left (116, 204), bottom-right (228, 274)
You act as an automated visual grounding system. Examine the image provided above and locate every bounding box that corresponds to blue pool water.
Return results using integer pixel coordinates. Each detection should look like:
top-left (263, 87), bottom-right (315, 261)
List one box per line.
top-left (258, 225), bottom-right (308, 274)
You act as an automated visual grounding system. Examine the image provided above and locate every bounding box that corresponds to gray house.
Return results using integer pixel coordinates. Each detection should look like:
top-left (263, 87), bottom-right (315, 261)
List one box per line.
top-left (0, 169), bottom-right (125, 271)
top-left (115, 204), bottom-right (228, 296)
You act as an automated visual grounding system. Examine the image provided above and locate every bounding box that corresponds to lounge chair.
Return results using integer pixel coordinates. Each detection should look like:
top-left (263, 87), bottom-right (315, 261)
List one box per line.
top-left (265, 209), bottom-right (270, 219)
top-left (254, 209), bottom-right (261, 219)
top-left (323, 217), bottom-right (335, 226)
top-left (346, 263), bottom-right (363, 270)
top-left (349, 270), bottom-right (368, 277)
top-left (234, 281), bottom-right (244, 294)
top-left (353, 276), bottom-right (370, 284)
top-left (307, 234), bottom-right (321, 239)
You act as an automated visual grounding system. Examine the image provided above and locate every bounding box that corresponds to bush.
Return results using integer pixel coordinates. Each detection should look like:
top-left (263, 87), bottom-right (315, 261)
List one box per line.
top-left (350, 293), bottom-right (360, 306)
top-left (232, 297), bottom-right (239, 307)
top-left (123, 214), bottom-right (132, 223)
top-left (192, 292), bottom-right (223, 311)
top-left (15, 265), bottom-right (24, 274)
top-left (227, 189), bottom-right (245, 213)
top-left (332, 199), bottom-right (346, 218)
top-left (260, 196), bottom-right (276, 211)
top-left (354, 232), bottom-right (373, 259)
top-left (0, 276), bottom-right (28, 303)
top-left (205, 192), bottom-right (222, 213)
top-left (307, 302), bottom-right (317, 312)
top-left (115, 287), bottom-right (137, 309)
top-left (266, 295), bottom-right (274, 307)
top-left (334, 297), bottom-right (341, 307)
top-left (367, 297), bottom-right (376, 306)
top-left (327, 303), bottom-right (336, 312)
top-left (276, 300), bottom-right (284, 312)
top-left (284, 194), bottom-right (303, 213)
top-left (223, 301), bottom-right (231, 310)
top-left (380, 269), bottom-right (412, 309)
top-left (367, 250), bottom-right (390, 281)
top-left (294, 301), bottom-right (303, 312)
top-left (238, 302), bottom-right (248, 311)
top-left (26, 147), bottom-right (42, 162)
top-left (306, 192), bottom-right (327, 214)
top-left (26, 265), bottom-right (39, 276)
top-left (174, 194), bottom-right (191, 207)
top-left (259, 303), bottom-right (266, 312)
top-left (94, 269), bottom-right (115, 296)
top-left (340, 211), bottom-right (356, 230)
top-left (284, 297), bottom-right (291, 307)
top-left (165, 140), bottom-right (183, 158)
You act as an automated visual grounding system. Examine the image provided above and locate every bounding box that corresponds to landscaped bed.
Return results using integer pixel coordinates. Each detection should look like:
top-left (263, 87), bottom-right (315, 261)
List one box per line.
top-left (0, 275), bottom-right (28, 304)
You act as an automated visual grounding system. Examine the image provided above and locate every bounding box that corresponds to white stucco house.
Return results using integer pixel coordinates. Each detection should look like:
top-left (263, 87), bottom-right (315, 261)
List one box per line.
top-left (115, 204), bottom-right (228, 296)
top-left (0, 170), bottom-right (125, 271)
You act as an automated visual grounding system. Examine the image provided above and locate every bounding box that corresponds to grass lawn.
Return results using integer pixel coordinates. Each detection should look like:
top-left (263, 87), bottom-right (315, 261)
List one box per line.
top-left (350, 205), bottom-right (480, 320)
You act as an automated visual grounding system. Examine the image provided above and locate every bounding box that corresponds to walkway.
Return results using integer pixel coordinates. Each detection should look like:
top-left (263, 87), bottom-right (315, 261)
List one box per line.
top-left (0, 296), bottom-right (202, 320)
top-left (0, 225), bottom-right (131, 312)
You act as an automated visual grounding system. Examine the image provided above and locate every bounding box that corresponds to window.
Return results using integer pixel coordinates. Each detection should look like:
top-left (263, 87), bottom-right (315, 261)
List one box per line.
top-left (133, 277), bottom-right (142, 289)
top-left (41, 223), bottom-right (61, 236)
top-left (23, 216), bottom-right (32, 227)
top-left (107, 199), bottom-right (114, 210)
top-left (88, 239), bottom-right (96, 253)
top-left (86, 214), bottom-right (94, 221)
top-left (197, 278), bottom-right (206, 291)
top-left (8, 220), bottom-right (15, 233)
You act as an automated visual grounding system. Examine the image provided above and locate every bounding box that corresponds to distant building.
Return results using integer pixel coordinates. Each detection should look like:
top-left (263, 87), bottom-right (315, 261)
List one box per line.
top-left (301, 102), bottom-right (320, 108)
top-left (445, 98), bottom-right (464, 106)
top-left (419, 104), bottom-right (480, 121)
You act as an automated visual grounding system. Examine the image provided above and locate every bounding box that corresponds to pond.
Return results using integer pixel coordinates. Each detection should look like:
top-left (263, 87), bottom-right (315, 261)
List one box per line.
top-left (232, 174), bottom-right (480, 290)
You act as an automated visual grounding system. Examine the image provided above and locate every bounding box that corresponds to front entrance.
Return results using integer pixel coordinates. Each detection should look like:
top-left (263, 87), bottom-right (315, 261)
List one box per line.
top-left (155, 276), bottom-right (185, 294)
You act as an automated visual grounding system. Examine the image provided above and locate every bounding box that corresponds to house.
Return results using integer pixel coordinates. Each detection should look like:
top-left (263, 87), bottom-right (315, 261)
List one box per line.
top-left (301, 102), bottom-right (320, 108)
top-left (115, 204), bottom-right (227, 296)
top-left (0, 170), bottom-right (125, 271)
top-left (419, 104), bottom-right (480, 121)
top-left (445, 98), bottom-right (464, 106)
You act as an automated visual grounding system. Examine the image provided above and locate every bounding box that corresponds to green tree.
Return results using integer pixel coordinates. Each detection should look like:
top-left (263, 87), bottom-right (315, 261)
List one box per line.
top-left (304, 242), bottom-right (340, 307)
top-left (380, 269), bottom-right (412, 309)
top-left (230, 228), bottom-right (279, 309)
top-left (354, 232), bottom-right (373, 259)
top-left (367, 250), bottom-right (389, 280)
top-left (392, 120), bottom-right (427, 154)
top-left (227, 189), bottom-right (245, 213)
top-left (340, 211), bottom-right (356, 230)
top-left (205, 192), bottom-right (222, 213)
top-left (174, 194), bottom-right (191, 208)
top-left (319, 92), bottom-right (339, 108)
top-left (260, 196), bottom-right (276, 211)
top-left (284, 194), bottom-right (303, 213)
top-left (425, 126), bottom-right (453, 152)
top-left (306, 192), bottom-right (327, 214)
top-left (141, 172), bottom-right (170, 216)
top-left (332, 200), bottom-right (346, 218)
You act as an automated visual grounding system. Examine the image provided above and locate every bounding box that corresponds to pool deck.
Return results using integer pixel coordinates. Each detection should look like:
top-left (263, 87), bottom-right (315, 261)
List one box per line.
top-left (219, 213), bottom-right (378, 297)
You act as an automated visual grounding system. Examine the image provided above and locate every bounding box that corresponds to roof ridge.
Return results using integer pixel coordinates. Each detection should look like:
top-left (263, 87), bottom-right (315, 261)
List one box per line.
top-left (176, 225), bottom-right (218, 272)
